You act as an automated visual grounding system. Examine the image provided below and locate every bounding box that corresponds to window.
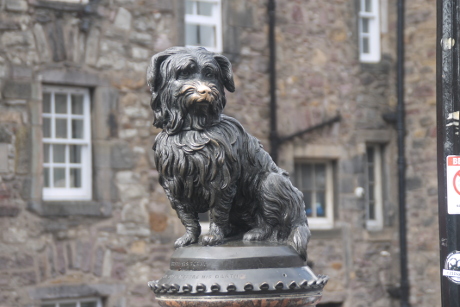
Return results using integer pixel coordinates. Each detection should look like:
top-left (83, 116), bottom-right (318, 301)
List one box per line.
top-left (365, 145), bottom-right (384, 230)
top-left (185, 0), bottom-right (222, 52)
top-left (358, 0), bottom-right (381, 63)
top-left (42, 86), bottom-right (92, 201)
top-left (294, 161), bottom-right (334, 229)
top-left (41, 298), bottom-right (102, 307)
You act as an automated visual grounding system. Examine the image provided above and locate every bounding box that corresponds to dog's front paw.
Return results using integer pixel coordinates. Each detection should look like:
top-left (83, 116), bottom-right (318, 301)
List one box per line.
top-left (243, 228), bottom-right (270, 241)
top-left (200, 233), bottom-right (224, 246)
top-left (174, 232), bottom-right (198, 248)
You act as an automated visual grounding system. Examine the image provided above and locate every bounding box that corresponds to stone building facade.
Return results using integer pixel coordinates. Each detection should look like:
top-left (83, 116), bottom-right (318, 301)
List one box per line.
top-left (0, 0), bottom-right (438, 307)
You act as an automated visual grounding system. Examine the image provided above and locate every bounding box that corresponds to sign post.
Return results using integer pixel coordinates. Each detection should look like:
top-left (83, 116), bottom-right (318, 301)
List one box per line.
top-left (437, 0), bottom-right (460, 305)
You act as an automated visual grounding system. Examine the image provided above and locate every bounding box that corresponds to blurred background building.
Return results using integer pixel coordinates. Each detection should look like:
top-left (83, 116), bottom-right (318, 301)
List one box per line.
top-left (0, 0), bottom-right (437, 306)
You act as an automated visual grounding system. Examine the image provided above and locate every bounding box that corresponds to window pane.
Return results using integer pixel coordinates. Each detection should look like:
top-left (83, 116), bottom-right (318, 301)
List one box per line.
top-left (81, 302), bottom-right (98, 307)
top-left (43, 168), bottom-right (50, 188)
top-left (43, 93), bottom-right (51, 113)
top-left (72, 119), bottom-right (84, 139)
top-left (69, 145), bottom-right (82, 163)
top-left (185, 24), bottom-right (199, 46)
top-left (197, 1), bottom-right (213, 16)
top-left (43, 144), bottom-right (50, 163)
top-left (55, 93), bottom-right (67, 114)
top-left (53, 168), bottom-right (66, 187)
top-left (362, 37), bottom-right (370, 54)
top-left (43, 118), bottom-right (51, 138)
top-left (301, 164), bottom-right (313, 189)
top-left (368, 200), bottom-right (375, 220)
top-left (367, 147), bottom-right (374, 162)
top-left (185, 0), bottom-right (194, 14)
top-left (60, 303), bottom-right (77, 307)
top-left (368, 166), bottom-right (374, 182)
top-left (70, 168), bottom-right (82, 188)
top-left (71, 94), bottom-right (84, 114)
top-left (316, 192), bottom-right (326, 217)
top-left (55, 119), bottom-right (68, 138)
top-left (362, 18), bottom-right (369, 33)
top-left (304, 191), bottom-right (312, 217)
top-left (198, 24), bottom-right (215, 47)
top-left (364, 0), bottom-right (372, 12)
top-left (53, 144), bottom-right (66, 163)
top-left (315, 164), bottom-right (326, 189)
top-left (368, 183), bottom-right (375, 201)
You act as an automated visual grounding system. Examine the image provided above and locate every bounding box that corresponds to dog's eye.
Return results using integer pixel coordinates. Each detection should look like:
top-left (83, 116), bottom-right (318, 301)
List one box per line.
top-left (179, 70), bottom-right (191, 78)
top-left (203, 69), bottom-right (215, 78)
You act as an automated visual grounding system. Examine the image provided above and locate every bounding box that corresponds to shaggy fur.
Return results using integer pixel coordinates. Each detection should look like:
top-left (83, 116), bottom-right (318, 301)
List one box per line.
top-left (147, 47), bottom-right (310, 260)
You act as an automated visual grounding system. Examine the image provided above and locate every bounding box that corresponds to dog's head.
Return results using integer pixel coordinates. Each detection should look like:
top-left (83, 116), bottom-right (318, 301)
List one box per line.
top-left (147, 47), bottom-right (235, 134)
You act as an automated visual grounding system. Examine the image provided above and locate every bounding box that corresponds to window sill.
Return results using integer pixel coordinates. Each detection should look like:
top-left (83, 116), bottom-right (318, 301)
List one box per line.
top-left (29, 283), bottom-right (125, 301)
top-left (29, 0), bottom-right (87, 11)
top-left (310, 228), bottom-right (342, 240)
top-left (28, 200), bottom-right (112, 217)
top-left (364, 228), bottom-right (394, 242)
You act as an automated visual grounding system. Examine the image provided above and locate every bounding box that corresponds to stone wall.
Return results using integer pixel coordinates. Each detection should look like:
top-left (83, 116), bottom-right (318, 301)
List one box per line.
top-left (0, 0), bottom-right (439, 306)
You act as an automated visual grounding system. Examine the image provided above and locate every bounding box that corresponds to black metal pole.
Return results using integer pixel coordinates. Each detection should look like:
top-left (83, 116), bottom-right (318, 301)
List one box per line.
top-left (396, 0), bottom-right (410, 306)
top-left (437, 0), bottom-right (460, 306)
top-left (268, 0), bottom-right (278, 164)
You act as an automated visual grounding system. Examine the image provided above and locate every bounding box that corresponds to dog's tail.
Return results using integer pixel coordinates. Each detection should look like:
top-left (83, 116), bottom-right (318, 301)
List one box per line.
top-left (288, 223), bottom-right (310, 261)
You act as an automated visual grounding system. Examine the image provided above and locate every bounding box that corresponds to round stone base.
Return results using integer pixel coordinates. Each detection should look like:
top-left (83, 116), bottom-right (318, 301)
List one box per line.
top-left (149, 240), bottom-right (327, 306)
top-left (157, 293), bottom-right (322, 306)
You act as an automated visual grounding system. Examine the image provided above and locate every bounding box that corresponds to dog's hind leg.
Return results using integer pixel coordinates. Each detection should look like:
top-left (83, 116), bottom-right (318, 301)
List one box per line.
top-left (243, 172), bottom-right (309, 250)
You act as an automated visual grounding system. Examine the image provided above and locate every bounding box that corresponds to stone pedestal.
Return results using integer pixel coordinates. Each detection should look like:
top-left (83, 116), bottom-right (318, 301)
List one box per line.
top-left (149, 240), bottom-right (327, 307)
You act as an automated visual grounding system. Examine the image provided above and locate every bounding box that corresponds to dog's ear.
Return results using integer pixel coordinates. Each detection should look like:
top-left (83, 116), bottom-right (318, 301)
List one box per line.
top-left (147, 48), bottom-right (180, 94)
top-left (214, 54), bottom-right (235, 93)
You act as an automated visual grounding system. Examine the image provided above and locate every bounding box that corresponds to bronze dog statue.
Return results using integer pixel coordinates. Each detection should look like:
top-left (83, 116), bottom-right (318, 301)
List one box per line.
top-left (147, 47), bottom-right (310, 260)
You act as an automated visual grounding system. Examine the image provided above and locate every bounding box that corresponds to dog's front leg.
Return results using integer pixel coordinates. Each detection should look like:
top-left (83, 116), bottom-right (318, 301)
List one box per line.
top-left (201, 186), bottom-right (236, 246)
top-left (173, 203), bottom-right (201, 248)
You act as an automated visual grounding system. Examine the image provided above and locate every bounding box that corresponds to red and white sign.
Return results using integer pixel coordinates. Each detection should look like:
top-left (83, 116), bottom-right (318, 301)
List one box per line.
top-left (447, 156), bottom-right (460, 214)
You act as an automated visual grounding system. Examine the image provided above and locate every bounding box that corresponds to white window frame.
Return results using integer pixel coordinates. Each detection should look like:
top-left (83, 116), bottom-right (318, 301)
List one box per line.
top-left (359, 0), bottom-right (381, 63)
top-left (294, 160), bottom-right (334, 229)
top-left (365, 144), bottom-right (384, 231)
top-left (41, 297), bottom-right (102, 307)
top-left (184, 0), bottom-right (223, 53)
top-left (42, 86), bottom-right (92, 201)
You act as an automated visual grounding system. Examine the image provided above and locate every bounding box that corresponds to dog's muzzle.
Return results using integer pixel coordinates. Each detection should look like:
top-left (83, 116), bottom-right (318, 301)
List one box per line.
top-left (179, 82), bottom-right (216, 107)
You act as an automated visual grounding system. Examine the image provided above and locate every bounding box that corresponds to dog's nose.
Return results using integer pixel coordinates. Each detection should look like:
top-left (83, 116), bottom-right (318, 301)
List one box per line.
top-left (196, 85), bottom-right (212, 96)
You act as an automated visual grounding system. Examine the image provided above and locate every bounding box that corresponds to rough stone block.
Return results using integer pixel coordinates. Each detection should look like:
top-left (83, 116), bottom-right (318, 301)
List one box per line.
top-left (14, 127), bottom-right (31, 174)
top-left (28, 284), bottom-right (126, 300)
top-left (0, 206), bottom-right (20, 217)
top-left (33, 23), bottom-right (52, 62)
top-left (85, 28), bottom-right (100, 67)
top-left (3, 81), bottom-right (32, 99)
top-left (38, 201), bottom-right (112, 217)
top-left (12, 271), bottom-right (37, 286)
top-left (111, 142), bottom-right (135, 170)
top-left (94, 168), bottom-right (112, 202)
top-left (6, 0), bottom-right (28, 12)
top-left (46, 20), bottom-right (67, 62)
top-left (113, 7), bottom-right (132, 31)
top-left (93, 87), bottom-right (119, 140)
top-left (407, 177), bottom-right (422, 191)
top-left (11, 66), bottom-right (33, 79)
top-left (0, 144), bottom-right (9, 173)
top-left (56, 243), bottom-right (66, 275)
top-left (93, 246), bottom-right (104, 277)
top-left (93, 141), bottom-right (111, 168)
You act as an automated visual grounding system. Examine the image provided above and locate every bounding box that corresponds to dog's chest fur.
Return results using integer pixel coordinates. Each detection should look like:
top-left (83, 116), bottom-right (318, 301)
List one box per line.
top-left (154, 116), bottom-right (262, 210)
